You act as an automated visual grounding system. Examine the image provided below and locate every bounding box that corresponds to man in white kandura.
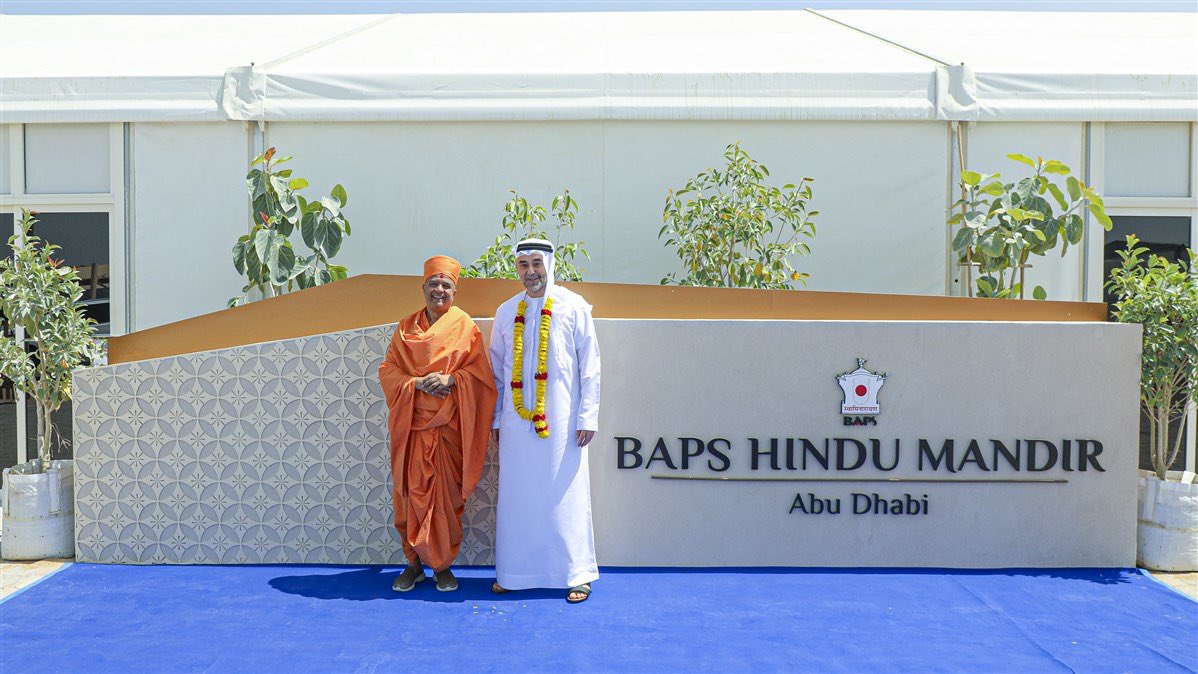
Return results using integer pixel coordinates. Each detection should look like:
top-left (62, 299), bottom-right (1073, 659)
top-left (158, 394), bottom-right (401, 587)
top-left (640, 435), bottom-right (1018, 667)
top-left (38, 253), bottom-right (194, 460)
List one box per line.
top-left (489, 238), bottom-right (601, 604)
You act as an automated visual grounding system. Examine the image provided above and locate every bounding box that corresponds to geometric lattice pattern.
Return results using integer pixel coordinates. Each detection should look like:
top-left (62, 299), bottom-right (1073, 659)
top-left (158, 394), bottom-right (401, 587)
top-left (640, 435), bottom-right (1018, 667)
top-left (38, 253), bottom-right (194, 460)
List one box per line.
top-left (71, 325), bottom-right (497, 565)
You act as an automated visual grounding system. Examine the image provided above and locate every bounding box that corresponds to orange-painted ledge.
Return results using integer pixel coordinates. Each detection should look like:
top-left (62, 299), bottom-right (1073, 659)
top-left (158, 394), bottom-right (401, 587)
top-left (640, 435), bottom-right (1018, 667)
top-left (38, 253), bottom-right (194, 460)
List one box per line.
top-left (107, 275), bottom-right (1107, 365)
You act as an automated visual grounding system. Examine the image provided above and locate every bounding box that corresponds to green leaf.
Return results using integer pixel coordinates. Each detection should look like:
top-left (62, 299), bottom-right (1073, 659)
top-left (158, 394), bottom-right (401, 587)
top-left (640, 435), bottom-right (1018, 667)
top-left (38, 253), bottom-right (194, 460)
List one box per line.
top-left (980, 181), bottom-right (1006, 197)
top-left (1064, 214), bottom-right (1084, 244)
top-left (951, 226), bottom-right (976, 252)
top-left (1041, 160), bottom-right (1070, 175)
top-left (978, 233), bottom-right (1005, 258)
top-left (300, 212), bottom-right (317, 249)
top-left (253, 229), bottom-right (272, 263)
top-left (1066, 176), bottom-right (1081, 202)
top-left (323, 221), bottom-right (344, 258)
top-left (1088, 202), bottom-right (1113, 230)
top-left (268, 243), bottom-right (296, 285)
top-left (976, 276), bottom-right (996, 296)
top-left (320, 196), bottom-right (341, 217)
top-left (1044, 182), bottom-right (1068, 210)
top-left (1033, 285), bottom-right (1047, 300)
top-left (232, 241), bottom-right (247, 275)
top-left (1081, 185), bottom-right (1105, 208)
top-left (288, 178), bottom-right (309, 191)
top-left (331, 184), bottom-right (348, 207)
top-left (961, 170), bottom-right (982, 186)
top-left (1007, 153), bottom-right (1036, 168)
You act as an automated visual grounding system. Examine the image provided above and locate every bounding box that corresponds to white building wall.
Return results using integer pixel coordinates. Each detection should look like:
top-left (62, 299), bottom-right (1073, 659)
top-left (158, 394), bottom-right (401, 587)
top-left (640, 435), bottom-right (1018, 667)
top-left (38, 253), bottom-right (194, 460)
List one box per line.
top-left (264, 121), bottom-right (607, 284)
top-left (124, 119), bottom-right (1192, 328)
top-left (602, 121), bottom-right (949, 294)
top-left (264, 120), bottom-right (948, 296)
top-left (132, 122), bottom-right (249, 330)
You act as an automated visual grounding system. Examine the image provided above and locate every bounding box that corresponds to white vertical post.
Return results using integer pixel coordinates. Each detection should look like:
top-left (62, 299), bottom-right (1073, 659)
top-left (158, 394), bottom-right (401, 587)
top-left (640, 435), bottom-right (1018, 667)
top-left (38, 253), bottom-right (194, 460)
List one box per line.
top-left (1084, 122), bottom-right (1106, 303)
top-left (7, 124), bottom-right (22, 197)
top-left (1187, 122), bottom-right (1197, 474)
top-left (9, 124), bottom-right (27, 465)
top-left (108, 123), bottom-right (127, 337)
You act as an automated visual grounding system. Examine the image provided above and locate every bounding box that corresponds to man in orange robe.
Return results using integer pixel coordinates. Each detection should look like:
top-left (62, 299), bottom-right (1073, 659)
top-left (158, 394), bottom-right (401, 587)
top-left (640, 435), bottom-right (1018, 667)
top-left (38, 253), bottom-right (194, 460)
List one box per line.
top-left (378, 256), bottom-right (497, 592)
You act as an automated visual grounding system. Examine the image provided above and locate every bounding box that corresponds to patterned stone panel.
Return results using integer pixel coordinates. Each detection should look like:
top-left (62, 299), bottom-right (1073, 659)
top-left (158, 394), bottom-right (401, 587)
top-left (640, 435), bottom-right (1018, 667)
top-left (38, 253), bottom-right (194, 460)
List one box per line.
top-left (72, 325), bottom-right (498, 565)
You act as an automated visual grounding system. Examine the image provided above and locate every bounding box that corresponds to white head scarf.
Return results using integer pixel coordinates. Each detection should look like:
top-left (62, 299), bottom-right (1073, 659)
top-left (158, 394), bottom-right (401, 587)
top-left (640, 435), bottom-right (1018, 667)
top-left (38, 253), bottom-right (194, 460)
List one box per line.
top-left (514, 238), bottom-right (555, 297)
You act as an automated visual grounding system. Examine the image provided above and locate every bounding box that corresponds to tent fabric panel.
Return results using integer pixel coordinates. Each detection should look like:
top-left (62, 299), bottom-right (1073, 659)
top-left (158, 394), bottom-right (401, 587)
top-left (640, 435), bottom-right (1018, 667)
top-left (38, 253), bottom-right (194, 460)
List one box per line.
top-left (132, 122), bottom-right (251, 330)
top-left (0, 14), bottom-right (387, 77)
top-left (1, 76), bottom-right (227, 123)
top-left (976, 73), bottom-right (1198, 123)
top-left (3, 11), bottom-right (1195, 123)
top-left (822, 10), bottom-right (1198, 76)
top-left (224, 71), bottom-right (940, 122)
top-left (266, 11), bottom-right (938, 76)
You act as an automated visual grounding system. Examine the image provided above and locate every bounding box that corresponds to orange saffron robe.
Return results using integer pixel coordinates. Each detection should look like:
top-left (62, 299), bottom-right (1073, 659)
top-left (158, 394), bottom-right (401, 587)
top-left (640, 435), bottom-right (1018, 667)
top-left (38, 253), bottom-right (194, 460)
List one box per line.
top-left (378, 306), bottom-right (497, 571)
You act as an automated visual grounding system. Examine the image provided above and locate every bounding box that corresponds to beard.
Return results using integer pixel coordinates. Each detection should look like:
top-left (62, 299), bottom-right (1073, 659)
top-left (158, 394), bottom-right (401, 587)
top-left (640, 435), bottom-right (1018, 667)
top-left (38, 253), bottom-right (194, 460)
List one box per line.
top-left (523, 276), bottom-right (545, 292)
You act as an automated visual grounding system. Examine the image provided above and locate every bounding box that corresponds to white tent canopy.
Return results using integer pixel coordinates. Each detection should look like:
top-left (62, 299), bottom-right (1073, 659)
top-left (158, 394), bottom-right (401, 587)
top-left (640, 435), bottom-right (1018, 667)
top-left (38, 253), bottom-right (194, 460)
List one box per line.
top-left (2, 9), bottom-right (1195, 123)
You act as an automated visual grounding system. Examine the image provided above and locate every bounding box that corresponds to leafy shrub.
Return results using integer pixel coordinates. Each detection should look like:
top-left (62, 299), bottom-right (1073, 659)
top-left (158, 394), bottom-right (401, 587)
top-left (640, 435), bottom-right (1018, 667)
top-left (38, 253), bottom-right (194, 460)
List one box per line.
top-left (660, 142), bottom-right (817, 289)
top-left (461, 190), bottom-right (589, 281)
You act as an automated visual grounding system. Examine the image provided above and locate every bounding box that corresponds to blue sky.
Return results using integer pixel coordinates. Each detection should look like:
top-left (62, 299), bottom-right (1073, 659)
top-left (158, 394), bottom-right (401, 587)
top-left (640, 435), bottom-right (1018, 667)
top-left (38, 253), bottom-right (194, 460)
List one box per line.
top-left (3, 0), bottom-right (1195, 13)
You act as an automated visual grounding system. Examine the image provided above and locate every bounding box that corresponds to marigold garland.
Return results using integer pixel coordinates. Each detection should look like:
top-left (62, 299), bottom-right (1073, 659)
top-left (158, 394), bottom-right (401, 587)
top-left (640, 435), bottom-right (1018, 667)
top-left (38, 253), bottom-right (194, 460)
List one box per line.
top-left (511, 297), bottom-right (554, 438)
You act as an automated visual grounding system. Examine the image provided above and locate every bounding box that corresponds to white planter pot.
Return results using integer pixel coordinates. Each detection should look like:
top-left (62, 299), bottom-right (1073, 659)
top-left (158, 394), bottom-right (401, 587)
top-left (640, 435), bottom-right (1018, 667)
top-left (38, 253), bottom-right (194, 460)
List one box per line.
top-left (1137, 476), bottom-right (1198, 572)
top-left (1, 459), bottom-right (75, 560)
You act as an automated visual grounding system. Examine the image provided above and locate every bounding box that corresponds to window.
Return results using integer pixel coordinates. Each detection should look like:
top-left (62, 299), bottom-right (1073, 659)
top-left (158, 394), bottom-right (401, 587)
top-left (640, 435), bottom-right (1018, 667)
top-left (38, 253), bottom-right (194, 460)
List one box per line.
top-left (23, 124), bottom-right (110, 195)
top-left (29, 212), bottom-right (112, 337)
top-left (1104, 123), bottom-right (1191, 198)
top-left (1, 123), bottom-right (123, 471)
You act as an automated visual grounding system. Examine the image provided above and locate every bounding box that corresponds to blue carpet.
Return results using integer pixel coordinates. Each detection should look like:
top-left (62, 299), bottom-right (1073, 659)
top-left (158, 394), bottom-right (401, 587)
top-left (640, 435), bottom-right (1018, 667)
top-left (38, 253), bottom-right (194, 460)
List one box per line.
top-left (1, 565), bottom-right (1195, 673)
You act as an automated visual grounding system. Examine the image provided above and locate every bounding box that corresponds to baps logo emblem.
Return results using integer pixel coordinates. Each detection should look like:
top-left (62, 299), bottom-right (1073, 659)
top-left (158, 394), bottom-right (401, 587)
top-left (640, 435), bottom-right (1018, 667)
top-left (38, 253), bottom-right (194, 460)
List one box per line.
top-left (836, 358), bottom-right (888, 417)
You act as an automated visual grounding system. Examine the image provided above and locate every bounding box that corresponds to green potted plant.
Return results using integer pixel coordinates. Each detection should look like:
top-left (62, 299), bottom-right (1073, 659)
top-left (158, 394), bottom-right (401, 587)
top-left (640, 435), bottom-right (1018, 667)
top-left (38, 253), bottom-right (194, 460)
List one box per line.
top-left (228, 147), bottom-right (353, 307)
top-left (461, 189), bottom-right (589, 280)
top-left (0, 209), bottom-right (103, 560)
top-left (949, 154), bottom-right (1110, 299)
top-left (660, 142), bottom-right (817, 289)
top-left (1106, 234), bottom-right (1197, 571)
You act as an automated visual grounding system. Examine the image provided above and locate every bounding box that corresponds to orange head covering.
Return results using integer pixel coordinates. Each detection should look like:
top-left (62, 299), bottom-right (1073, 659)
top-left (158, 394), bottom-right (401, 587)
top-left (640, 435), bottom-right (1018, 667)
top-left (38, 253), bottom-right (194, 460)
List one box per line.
top-left (423, 255), bottom-right (461, 284)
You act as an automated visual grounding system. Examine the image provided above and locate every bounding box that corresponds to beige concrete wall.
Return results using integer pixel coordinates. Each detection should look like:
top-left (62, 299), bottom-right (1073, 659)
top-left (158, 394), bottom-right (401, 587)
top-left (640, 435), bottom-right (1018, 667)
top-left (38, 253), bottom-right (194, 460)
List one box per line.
top-left (76, 317), bottom-right (1139, 567)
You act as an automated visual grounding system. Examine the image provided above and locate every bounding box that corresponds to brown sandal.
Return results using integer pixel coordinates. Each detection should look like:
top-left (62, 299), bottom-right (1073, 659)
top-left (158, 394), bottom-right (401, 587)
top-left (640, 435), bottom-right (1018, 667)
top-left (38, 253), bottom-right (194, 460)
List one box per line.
top-left (566, 583), bottom-right (591, 604)
top-left (491, 581), bottom-right (508, 594)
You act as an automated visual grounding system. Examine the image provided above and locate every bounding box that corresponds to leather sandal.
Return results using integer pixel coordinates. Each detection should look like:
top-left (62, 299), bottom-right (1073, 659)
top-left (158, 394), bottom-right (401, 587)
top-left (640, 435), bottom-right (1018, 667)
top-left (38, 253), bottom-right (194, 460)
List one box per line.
top-left (434, 569), bottom-right (458, 592)
top-left (491, 581), bottom-right (508, 594)
top-left (392, 564), bottom-right (426, 592)
top-left (566, 583), bottom-right (591, 604)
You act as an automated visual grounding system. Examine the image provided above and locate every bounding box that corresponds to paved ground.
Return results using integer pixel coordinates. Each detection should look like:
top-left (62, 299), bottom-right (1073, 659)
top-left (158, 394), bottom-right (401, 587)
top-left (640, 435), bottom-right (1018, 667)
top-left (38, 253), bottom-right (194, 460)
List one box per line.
top-left (0, 557), bottom-right (71, 600)
top-left (1153, 571), bottom-right (1198, 599)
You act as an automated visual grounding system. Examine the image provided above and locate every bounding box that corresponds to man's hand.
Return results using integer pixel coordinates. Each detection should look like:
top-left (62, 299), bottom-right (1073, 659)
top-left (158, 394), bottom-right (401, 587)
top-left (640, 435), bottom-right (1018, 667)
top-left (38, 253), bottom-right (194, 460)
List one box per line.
top-left (417, 373), bottom-right (454, 397)
top-left (576, 430), bottom-right (595, 447)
